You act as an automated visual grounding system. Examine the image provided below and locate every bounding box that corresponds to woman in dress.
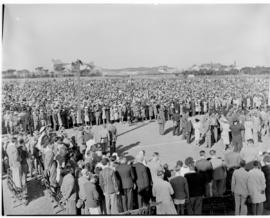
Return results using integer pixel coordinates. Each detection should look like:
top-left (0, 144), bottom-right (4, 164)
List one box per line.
top-left (244, 114), bottom-right (254, 142)
top-left (193, 118), bottom-right (201, 146)
top-left (102, 105), bottom-right (106, 124)
top-left (219, 115), bottom-right (231, 150)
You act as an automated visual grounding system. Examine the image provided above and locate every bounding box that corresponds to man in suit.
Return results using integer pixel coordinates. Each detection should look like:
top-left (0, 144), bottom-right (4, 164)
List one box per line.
top-left (170, 165), bottom-right (190, 215)
top-left (224, 147), bottom-right (241, 192)
top-left (209, 149), bottom-right (226, 196)
top-left (83, 173), bottom-right (101, 214)
top-left (133, 155), bottom-right (151, 208)
top-left (99, 158), bottom-right (119, 214)
top-left (108, 122), bottom-right (117, 156)
top-left (116, 157), bottom-right (135, 212)
top-left (195, 150), bottom-right (213, 197)
top-left (231, 160), bottom-right (249, 215)
top-left (184, 157), bottom-right (206, 215)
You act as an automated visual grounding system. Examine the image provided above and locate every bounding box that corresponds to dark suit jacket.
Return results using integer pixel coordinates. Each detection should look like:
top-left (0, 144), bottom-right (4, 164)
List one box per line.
top-left (116, 164), bottom-right (135, 190)
top-left (185, 172), bottom-right (206, 198)
top-left (133, 162), bottom-right (150, 192)
top-left (99, 167), bottom-right (119, 194)
top-left (170, 175), bottom-right (189, 200)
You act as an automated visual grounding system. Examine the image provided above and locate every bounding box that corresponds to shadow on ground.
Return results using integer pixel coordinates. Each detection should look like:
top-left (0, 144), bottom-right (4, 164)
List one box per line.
top-left (117, 141), bottom-right (140, 160)
top-left (27, 178), bottom-right (46, 203)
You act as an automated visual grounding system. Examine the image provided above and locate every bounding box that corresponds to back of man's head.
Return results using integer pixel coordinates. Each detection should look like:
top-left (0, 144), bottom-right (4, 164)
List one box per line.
top-left (209, 150), bottom-right (216, 156)
top-left (185, 157), bottom-right (194, 168)
top-left (253, 160), bottom-right (260, 168)
top-left (247, 139), bottom-right (254, 145)
top-left (101, 157), bottom-right (109, 166)
top-left (199, 150), bottom-right (206, 157)
top-left (239, 159), bottom-right (246, 168)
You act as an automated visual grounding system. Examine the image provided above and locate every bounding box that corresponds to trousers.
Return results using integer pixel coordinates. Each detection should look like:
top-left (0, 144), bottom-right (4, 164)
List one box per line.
top-left (234, 194), bottom-right (247, 215)
top-left (105, 193), bottom-right (119, 214)
top-left (121, 188), bottom-right (133, 212)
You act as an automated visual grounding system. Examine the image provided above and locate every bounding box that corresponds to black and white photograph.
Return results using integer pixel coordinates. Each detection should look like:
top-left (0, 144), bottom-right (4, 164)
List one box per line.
top-left (1, 2), bottom-right (270, 216)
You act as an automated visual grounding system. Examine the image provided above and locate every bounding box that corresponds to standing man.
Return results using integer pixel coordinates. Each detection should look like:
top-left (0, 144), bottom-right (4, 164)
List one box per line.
top-left (133, 155), bottom-right (151, 208)
top-left (195, 150), bottom-right (213, 197)
top-left (152, 170), bottom-right (177, 214)
top-left (108, 122), bottom-right (117, 156)
top-left (247, 160), bottom-right (266, 215)
top-left (116, 157), bottom-right (135, 212)
top-left (209, 150), bottom-right (226, 197)
top-left (184, 157), bottom-right (206, 215)
top-left (172, 110), bottom-right (181, 136)
top-left (157, 107), bottom-right (166, 135)
top-left (231, 160), bottom-right (249, 215)
top-left (99, 123), bottom-right (110, 155)
top-left (99, 158), bottom-right (120, 214)
top-left (170, 165), bottom-right (190, 215)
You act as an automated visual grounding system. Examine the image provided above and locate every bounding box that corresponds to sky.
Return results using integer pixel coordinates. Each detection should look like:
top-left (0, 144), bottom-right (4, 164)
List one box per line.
top-left (2, 4), bottom-right (270, 71)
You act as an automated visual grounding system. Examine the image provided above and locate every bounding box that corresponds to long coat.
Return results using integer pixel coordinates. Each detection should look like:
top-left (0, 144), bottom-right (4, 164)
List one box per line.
top-left (247, 168), bottom-right (266, 204)
top-left (152, 177), bottom-right (177, 214)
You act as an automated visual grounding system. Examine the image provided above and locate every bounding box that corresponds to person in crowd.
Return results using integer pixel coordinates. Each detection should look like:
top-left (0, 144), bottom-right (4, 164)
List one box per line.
top-left (209, 149), bottom-right (226, 196)
top-left (107, 121), bottom-right (117, 156)
top-left (231, 160), bottom-right (249, 215)
top-left (170, 163), bottom-right (189, 215)
top-left (147, 152), bottom-right (163, 184)
top-left (60, 163), bottom-right (77, 215)
top-left (99, 157), bottom-right (119, 214)
top-left (83, 173), bottom-right (101, 214)
top-left (17, 138), bottom-right (29, 205)
top-left (262, 155), bottom-right (270, 210)
top-left (172, 110), bottom-right (181, 136)
top-left (6, 137), bottom-right (22, 189)
top-left (224, 147), bottom-right (242, 192)
top-left (219, 115), bottom-right (231, 150)
top-left (133, 154), bottom-right (151, 208)
top-left (152, 170), bottom-right (177, 214)
top-left (195, 150), bottom-right (213, 197)
top-left (184, 157), bottom-right (206, 215)
top-left (230, 118), bottom-right (245, 152)
top-left (240, 139), bottom-right (259, 171)
top-left (99, 123), bottom-right (110, 155)
top-left (115, 157), bottom-right (135, 212)
top-left (193, 118), bottom-right (201, 146)
top-left (247, 160), bottom-right (266, 215)
top-left (157, 107), bottom-right (166, 135)
top-left (78, 169), bottom-right (91, 214)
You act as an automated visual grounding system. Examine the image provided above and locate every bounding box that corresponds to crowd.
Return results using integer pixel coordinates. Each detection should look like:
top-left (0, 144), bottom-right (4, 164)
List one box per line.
top-left (2, 76), bottom-right (270, 215)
